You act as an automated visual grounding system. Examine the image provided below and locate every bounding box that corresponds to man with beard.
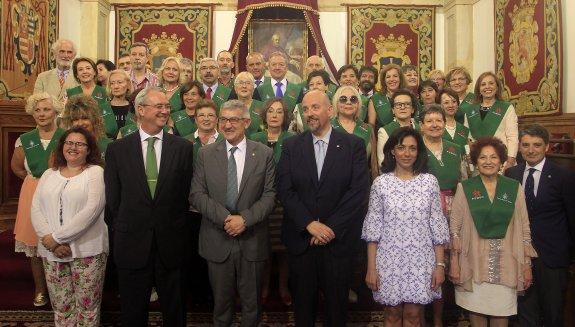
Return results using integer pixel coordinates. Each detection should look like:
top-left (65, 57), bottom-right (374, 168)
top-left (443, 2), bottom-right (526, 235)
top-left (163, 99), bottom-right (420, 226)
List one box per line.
top-left (277, 90), bottom-right (370, 327)
top-left (359, 66), bottom-right (377, 98)
top-left (105, 87), bottom-right (194, 327)
top-left (180, 58), bottom-right (194, 83)
top-left (217, 51), bottom-right (235, 88)
top-left (199, 57), bottom-right (231, 110)
top-left (129, 42), bottom-right (158, 91)
top-left (34, 39), bottom-right (79, 102)
top-left (117, 54), bottom-right (132, 73)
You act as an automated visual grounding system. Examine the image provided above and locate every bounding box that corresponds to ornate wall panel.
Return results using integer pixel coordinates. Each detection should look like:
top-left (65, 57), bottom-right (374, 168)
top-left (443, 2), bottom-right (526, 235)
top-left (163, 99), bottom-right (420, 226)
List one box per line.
top-left (347, 5), bottom-right (435, 78)
top-left (115, 4), bottom-right (213, 78)
top-left (0, 0), bottom-right (58, 100)
top-left (495, 0), bottom-right (562, 116)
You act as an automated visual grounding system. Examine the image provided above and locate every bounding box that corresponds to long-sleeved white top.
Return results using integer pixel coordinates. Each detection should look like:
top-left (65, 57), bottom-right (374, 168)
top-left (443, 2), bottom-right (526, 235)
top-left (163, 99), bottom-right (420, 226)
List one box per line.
top-left (31, 165), bottom-right (108, 262)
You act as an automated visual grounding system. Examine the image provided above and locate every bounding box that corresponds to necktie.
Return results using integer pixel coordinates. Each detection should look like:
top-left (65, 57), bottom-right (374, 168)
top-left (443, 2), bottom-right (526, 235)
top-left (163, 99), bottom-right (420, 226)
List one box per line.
top-left (146, 137), bottom-right (158, 197)
top-left (525, 168), bottom-right (536, 209)
top-left (226, 146), bottom-right (239, 211)
top-left (275, 82), bottom-right (283, 98)
top-left (205, 87), bottom-right (212, 99)
top-left (255, 80), bottom-right (262, 87)
top-left (315, 140), bottom-right (327, 178)
top-left (58, 71), bottom-right (65, 87)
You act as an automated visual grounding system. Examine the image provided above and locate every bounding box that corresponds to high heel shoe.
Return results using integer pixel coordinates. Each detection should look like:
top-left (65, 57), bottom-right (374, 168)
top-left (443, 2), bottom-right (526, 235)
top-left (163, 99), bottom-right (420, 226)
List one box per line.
top-left (33, 293), bottom-right (48, 307)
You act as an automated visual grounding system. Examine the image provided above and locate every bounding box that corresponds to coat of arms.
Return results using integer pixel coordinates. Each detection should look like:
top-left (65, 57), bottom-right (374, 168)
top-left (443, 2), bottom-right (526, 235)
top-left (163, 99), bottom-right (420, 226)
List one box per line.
top-left (370, 34), bottom-right (412, 73)
top-left (508, 0), bottom-right (539, 84)
top-left (11, 0), bottom-right (42, 75)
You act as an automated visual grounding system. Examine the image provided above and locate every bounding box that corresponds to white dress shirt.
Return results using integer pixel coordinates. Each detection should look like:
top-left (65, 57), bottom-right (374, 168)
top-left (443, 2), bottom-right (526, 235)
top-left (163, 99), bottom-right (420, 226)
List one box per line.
top-left (31, 166), bottom-right (108, 262)
top-left (522, 157), bottom-right (545, 197)
top-left (203, 82), bottom-right (219, 97)
top-left (270, 77), bottom-right (288, 96)
top-left (226, 137), bottom-right (247, 192)
top-left (139, 128), bottom-right (164, 171)
top-left (193, 129), bottom-right (219, 145)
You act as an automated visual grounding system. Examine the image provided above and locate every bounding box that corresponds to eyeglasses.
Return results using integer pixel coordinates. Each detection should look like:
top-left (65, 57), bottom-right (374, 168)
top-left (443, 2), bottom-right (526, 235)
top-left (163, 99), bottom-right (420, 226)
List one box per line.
top-left (141, 103), bottom-right (171, 111)
top-left (235, 81), bottom-right (253, 87)
top-left (218, 117), bottom-right (245, 125)
top-left (394, 144), bottom-right (417, 153)
top-left (338, 95), bottom-right (359, 104)
top-left (393, 102), bottom-right (413, 109)
top-left (63, 140), bottom-right (88, 148)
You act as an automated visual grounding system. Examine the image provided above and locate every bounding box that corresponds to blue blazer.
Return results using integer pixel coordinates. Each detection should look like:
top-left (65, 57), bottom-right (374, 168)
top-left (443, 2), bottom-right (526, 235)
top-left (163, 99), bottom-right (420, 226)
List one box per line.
top-left (277, 129), bottom-right (370, 256)
top-left (505, 159), bottom-right (575, 268)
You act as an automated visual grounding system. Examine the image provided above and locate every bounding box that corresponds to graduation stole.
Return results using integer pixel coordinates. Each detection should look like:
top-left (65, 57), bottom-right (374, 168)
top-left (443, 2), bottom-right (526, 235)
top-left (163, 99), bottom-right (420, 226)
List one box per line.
top-left (462, 175), bottom-right (519, 239)
top-left (455, 92), bottom-right (474, 124)
top-left (371, 93), bottom-right (393, 127)
top-left (98, 136), bottom-right (113, 159)
top-left (426, 141), bottom-right (463, 192)
top-left (331, 118), bottom-right (371, 148)
top-left (119, 123), bottom-right (138, 138)
top-left (359, 94), bottom-right (369, 122)
top-left (20, 128), bottom-right (64, 178)
top-left (212, 85), bottom-right (231, 111)
top-left (442, 122), bottom-right (470, 149)
top-left (248, 100), bottom-right (264, 135)
top-left (188, 132), bottom-right (223, 162)
top-left (168, 87), bottom-right (183, 112)
top-left (126, 111), bottom-right (136, 125)
top-left (466, 100), bottom-right (510, 139)
top-left (382, 119), bottom-right (419, 137)
top-left (326, 83), bottom-right (338, 100)
top-left (171, 110), bottom-right (197, 137)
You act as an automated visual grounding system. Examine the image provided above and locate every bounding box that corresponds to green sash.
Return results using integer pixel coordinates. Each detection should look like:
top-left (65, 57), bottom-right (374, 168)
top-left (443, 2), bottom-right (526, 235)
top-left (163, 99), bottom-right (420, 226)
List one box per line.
top-left (331, 118), bottom-right (371, 149)
top-left (98, 136), bottom-right (113, 159)
top-left (426, 140), bottom-right (463, 191)
top-left (442, 122), bottom-right (470, 149)
top-left (258, 81), bottom-right (302, 111)
top-left (359, 94), bottom-right (369, 122)
top-left (67, 85), bottom-right (118, 138)
top-left (186, 132), bottom-right (224, 163)
top-left (212, 85), bottom-right (232, 111)
top-left (382, 119), bottom-right (419, 137)
top-left (462, 175), bottom-right (519, 239)
top-left (126, 111), bottom-right (136, 125)
top-left (326, 83), bottom-right (338, 100)
top-left (119, 123), bottom-right (170, 138)
top-left (466, 100), bottom-right (510, 139)
top-left (455, 92), bottom-right (474, 124)
top-left (20, 128), bottom-right (64, 178)
top-left (294, 103), bottom-right (309, 132)
top-left (413, 100), bottom-right (424, 122)
top-left (171, 110), bottom-right (197, 137)
top-left (168, 87), bottom-right (183, 112)
top-left (248, 100), bottom-right (264, 135)
top-left (249, 130), bottom-right (294, 163)
top-left (371, 93), bottom-right (393, 127)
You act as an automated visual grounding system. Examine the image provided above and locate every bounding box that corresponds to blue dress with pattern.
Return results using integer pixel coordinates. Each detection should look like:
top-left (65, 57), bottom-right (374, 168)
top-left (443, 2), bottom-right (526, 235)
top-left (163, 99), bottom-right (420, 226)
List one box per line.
top-left (362, 173), bottom-right (450, 305)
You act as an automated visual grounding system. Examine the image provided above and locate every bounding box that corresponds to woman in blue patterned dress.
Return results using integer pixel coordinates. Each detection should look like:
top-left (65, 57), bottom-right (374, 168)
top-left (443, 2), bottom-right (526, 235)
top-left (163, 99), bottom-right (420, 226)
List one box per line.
top-left (362, 127), bottom-right (450, 326)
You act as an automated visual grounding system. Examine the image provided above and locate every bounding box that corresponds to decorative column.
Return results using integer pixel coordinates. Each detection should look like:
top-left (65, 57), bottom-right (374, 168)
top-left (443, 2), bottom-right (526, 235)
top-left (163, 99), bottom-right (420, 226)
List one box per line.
top-left (444, 0), bottom-right (475, 73)
top-left (79, 0), bottom-right (111, 59)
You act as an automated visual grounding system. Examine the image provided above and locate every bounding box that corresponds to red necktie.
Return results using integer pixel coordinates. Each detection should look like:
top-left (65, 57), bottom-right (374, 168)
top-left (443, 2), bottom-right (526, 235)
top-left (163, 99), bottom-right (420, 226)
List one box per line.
top-left (205, 87), bottom-right (212, 99)
top-left (58, 72), bottom-right (65, 87)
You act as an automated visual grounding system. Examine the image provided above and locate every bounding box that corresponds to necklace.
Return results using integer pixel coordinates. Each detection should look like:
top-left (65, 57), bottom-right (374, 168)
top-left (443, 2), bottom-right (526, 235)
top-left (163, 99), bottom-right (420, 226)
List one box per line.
top-left (163, 84), bottom-right (178, 93)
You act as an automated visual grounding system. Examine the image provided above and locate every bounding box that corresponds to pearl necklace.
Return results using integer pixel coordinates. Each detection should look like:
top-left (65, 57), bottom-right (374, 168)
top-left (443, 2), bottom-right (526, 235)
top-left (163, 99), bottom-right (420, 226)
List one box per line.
top-left (163, 84), bottom-right (178, 93)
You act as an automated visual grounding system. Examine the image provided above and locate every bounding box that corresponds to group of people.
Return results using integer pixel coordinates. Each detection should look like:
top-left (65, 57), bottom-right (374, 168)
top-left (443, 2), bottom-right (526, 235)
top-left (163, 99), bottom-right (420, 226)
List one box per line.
top-left (9, 37), bottom-right (574, 327)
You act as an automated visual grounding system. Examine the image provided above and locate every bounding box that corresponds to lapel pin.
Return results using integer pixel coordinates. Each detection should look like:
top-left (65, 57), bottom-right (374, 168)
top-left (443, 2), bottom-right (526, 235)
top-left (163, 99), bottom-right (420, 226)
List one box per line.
top-left (336, 145), bottom-right (340, 148)
top-left (252, 152), bottom-right (255, 157)
top-left (548, 175), bottom-right (551, 178)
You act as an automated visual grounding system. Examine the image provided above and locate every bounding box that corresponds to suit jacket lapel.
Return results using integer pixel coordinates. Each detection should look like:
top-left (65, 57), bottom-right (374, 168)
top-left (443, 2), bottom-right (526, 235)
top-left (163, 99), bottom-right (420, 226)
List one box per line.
top-left (154, 134), bottom-right (175, 198)
top-left (238, 140), bottom-right (257, 199)
top-left (319, 131), bottom-right (341, 186)
top-left (536, 160), bottom-right (553, 201)
top-left (129, 133), bottom-right (152, 202)
top-left (301, 132), bottom-right (319, 186)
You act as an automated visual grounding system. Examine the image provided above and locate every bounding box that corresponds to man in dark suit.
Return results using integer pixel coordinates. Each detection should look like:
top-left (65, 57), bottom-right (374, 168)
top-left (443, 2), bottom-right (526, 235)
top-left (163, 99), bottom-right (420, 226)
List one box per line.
top-left (505, 124), bottom-right (575, 327)
top-left (104, 87), bottom-right (194, 327)
top-left (190, 100), bottom-right (276, 327)
top-left (277, 90), bottom-right (370, 326)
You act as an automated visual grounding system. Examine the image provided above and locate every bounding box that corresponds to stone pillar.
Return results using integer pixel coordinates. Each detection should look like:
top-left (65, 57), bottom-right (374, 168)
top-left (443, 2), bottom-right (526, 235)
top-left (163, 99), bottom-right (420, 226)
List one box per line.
top-left (444, 0), bottom-right (475, 74)
top-left (79, 0), bottom-right (110, 59)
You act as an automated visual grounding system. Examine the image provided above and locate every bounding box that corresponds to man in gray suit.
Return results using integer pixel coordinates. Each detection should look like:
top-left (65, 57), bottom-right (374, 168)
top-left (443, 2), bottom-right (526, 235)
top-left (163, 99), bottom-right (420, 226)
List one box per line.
top-left (190, 100), bottom-right (276, 327)
top-left (34, 39), bottom-right (78, 102)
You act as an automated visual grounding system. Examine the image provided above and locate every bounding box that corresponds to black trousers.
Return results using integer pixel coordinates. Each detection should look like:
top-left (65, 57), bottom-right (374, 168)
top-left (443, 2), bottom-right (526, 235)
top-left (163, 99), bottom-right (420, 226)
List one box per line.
top-left (518, 258), bottom-right (568, 327)
top-left (117, 239), bottom-right (187, 327)
top-left (289, 245), bottom-right (353, 327)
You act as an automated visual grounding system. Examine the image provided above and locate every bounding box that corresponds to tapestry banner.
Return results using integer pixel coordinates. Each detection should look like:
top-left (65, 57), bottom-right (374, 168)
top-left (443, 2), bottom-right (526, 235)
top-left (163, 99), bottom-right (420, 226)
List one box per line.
top-left (0, 0), bottom-right (58, 100)
top-left (347, 5), bottom-right (435, 79)
top-left (495, 0), bottom-right (562, 116)
top-left (115, 4), bottom-right (213, 79)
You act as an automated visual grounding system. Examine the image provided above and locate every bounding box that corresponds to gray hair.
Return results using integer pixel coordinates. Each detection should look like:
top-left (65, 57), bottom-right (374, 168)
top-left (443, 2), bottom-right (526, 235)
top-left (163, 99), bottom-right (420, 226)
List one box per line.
top-left (220, 100), bottom-right (250, 119)
top-left (51, 39), bottom-right (76, 54)
top-left (134, 86), bottom-right (165, 108)
top-left (25, 92), bottom-right (63, 114)
top-left (519, 124), bottom-right (549, 144)
top-left (180, 57), bottom-right (193, 66)
top-left (419, 103), bottom-right (446, 123)
top-left (199, 57), bottom-right (217, 65)
top-left (246, 52), bottom-right (264, 61)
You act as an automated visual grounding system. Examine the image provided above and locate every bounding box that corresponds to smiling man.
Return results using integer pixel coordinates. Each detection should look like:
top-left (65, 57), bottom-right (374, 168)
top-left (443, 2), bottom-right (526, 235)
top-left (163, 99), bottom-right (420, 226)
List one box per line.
top-left (104, 87), bottom-right (194, 327)
top-left (277, 90), bottom-right (370, 327)
top-left (199, 57), bottom-right (231, 110)
top-left (191, 99), bottom-right (275, 327)
top-left (34, 39), bottom-right (79, 102)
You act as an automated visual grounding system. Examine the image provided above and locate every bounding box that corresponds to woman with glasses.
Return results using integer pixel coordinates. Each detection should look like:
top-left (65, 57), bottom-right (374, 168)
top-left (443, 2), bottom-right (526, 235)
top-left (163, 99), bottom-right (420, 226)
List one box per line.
top-left (61, 94), bottom-right (113, 158)
top-left (107, 69), bottom-right (133, 130)
top-left (234, 72), bottom-right (264, 137)
top-left (368, 64), bottom-right (407, 131)
top-left (446, 67), bottom-right (474, 124)
top-left (186, 100), bottom-right (223, 161)
top-left (290, 70), bottom-right (330, 134)
top-left (467, 72), bottom-right (518, 170)
top-left (67, 57), bottom-right (118, 139)
top-left (31, 126), bottom-right (107, 327)
top-left (332, 85), bottom-right (379, 178)
top-left (11, 92), bottom-right (65, 307)
top-left (376, 89), bottom-right (419, 166)
top-left (171, 81), bottom-right (205, 138)
top-left (158, 56), bottom-right (185, 112)
top-left (363, 127), bottom-right (449, 327)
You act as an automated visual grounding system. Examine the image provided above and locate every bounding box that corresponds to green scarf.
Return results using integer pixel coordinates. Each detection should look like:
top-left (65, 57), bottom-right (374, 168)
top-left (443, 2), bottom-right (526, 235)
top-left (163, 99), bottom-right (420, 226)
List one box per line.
top-left (442, 122), bottom-right (470, 149)
top-left (331, 118), bottom-right (371, 148)
top-left (426, 140), bottom-right (463, 191)
top-left (371, 93), bottom-right (393, 127)
top-left (462, 175), bottom-right (519, 239)
top-left (455, 92), bottom-right (474, 124)
top-left (20, 128), bottom-right (64, 178)
top-left (467, 100), bottom-right (510, 139)
top-left (171, 110), bottom-right (197, 137)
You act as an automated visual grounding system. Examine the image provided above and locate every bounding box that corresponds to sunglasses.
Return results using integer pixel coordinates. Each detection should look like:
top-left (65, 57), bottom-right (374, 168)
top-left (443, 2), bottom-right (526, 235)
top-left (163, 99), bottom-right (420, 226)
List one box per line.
top-left (338, 95), bottom-right (359, 104)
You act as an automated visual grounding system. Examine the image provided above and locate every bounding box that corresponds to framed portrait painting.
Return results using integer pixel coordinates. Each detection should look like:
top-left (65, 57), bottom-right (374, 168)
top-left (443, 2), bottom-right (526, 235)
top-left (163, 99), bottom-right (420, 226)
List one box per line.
top-left (248, 20), bottom-right (308, 77)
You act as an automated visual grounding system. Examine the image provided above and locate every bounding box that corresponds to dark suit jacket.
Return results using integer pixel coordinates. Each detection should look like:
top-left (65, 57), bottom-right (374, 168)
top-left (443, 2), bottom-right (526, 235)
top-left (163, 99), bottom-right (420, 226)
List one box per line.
top-left (505, 159), bottom-right (575, 267)
top-left (104, 132), bottom-right (194, 270)
top-left (190, 139), bottom-right (276, 263)
top-left (277, 129), bottom-right (370, 256)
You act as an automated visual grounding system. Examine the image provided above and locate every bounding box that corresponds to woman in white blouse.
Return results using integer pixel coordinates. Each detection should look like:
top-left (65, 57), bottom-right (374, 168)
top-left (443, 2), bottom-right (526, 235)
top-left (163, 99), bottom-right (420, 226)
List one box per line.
top-left (31, 126), bottom-right (107, 327)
